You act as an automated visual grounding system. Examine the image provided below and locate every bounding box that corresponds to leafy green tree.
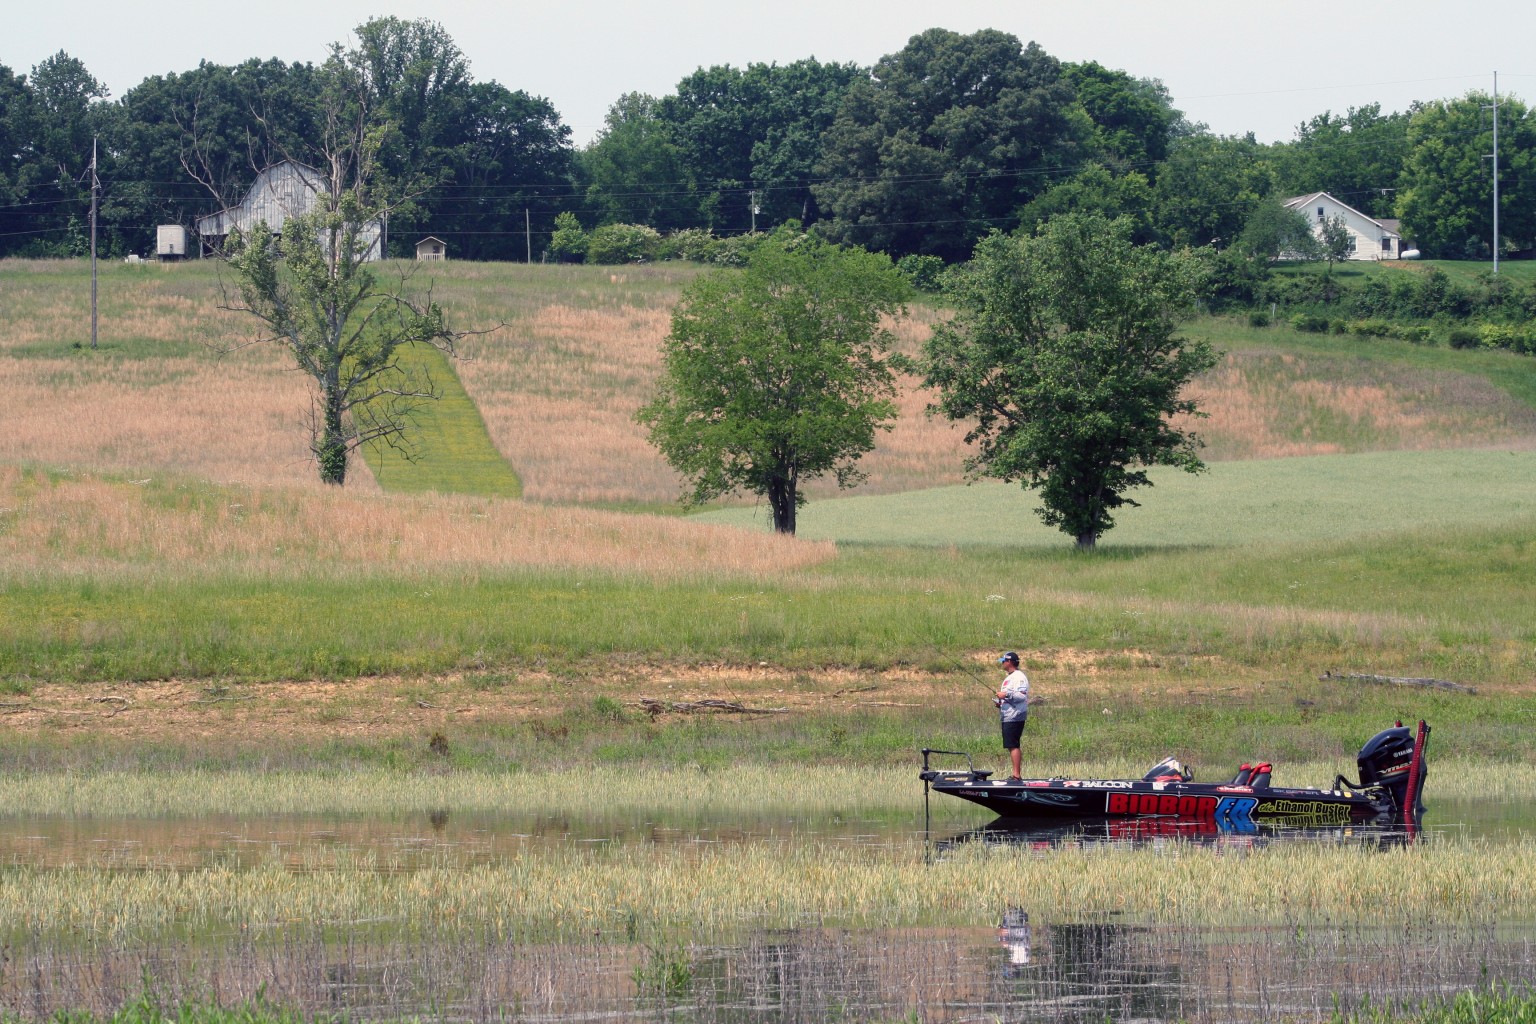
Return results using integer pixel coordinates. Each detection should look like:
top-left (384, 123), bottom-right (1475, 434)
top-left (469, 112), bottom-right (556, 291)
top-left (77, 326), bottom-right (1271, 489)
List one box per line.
top-left (1318, 213), bottom-right (1354, 268)
top-left (546, 211), bottom-right (587, 262)
top-left (222, 52), bottom-right (465, 487)
top-left (814, 28), bottom-right (1089, 260)
top-left (1064, 61), bottom-right (1179, 169)
top-left (652, 60), bottom-right (860, 233)
top-left (1272, 103), bottom-right (1410, 218)
top-left (1016, 164), bottom-right (1153, 241)
top-left (0, 64), bottom-right (38, 251)
top-left (1151, 133), bottom-right (1280, 250)
top-left (437, 81), bottom-right (571, 260)
top-left (580, 93), bottom-right (696, 229)
top-left (1397, 91), bottom-right (1536, 258)
top-left (637, 232), bottom-right (912, 534)
top-left (923, 214), bottom-right (1216, 549)
top-left (677, 61), bottom-right (852, 228)
top-left (1236, 196), bottom-right (1321, 265)
top-left (28, 51), bottom-right (108, 183)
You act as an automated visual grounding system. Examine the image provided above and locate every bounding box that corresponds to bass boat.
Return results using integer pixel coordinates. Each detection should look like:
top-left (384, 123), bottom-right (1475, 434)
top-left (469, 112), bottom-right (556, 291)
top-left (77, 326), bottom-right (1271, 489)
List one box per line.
top-left (920, 720), bottom-right (1429, 830)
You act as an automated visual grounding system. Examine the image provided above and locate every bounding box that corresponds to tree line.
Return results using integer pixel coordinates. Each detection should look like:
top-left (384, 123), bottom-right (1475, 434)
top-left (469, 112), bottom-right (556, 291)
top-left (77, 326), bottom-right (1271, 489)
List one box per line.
top-left (2, 21), bottom-right (1531, 264)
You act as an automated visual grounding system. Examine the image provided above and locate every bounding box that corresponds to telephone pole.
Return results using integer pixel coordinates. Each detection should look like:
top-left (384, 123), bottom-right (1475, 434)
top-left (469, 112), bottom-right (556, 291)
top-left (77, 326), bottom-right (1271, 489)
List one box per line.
top-left (90, 136), bottom-right (99, 349)
top-left (1491, 72), bottom-right (1500, 274)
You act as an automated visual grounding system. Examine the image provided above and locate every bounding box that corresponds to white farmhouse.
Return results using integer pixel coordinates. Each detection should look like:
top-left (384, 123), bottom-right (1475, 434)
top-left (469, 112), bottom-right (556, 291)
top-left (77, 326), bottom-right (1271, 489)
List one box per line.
top-left (195, 160), bottom-right (383, 259)
top-left (1283, 191), bottom-right (1405, 261)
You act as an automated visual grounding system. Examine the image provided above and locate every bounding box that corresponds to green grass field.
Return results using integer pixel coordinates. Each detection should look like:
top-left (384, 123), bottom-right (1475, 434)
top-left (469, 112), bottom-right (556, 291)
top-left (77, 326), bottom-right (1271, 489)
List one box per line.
top-left (3, 256), bottom-right (1535, 753)
top-left (1270, 258), bottom-right (1536, 289)
top-left (693, 449), bottom-right (1536, 546)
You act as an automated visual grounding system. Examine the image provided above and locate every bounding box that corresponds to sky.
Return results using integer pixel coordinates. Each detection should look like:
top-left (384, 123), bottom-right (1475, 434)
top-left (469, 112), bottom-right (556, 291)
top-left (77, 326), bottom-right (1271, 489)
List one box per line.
top-left (5, 0), bottom-right (1534, 148)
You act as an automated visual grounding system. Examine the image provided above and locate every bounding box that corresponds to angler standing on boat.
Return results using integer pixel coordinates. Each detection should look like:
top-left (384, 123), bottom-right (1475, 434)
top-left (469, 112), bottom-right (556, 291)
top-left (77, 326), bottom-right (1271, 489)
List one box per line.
top-left (996, 651), bottom-right (1030, 782)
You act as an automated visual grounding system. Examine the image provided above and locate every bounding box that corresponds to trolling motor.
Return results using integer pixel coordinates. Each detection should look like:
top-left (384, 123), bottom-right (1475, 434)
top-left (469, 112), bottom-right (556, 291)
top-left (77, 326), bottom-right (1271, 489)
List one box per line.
top-left (1341, 720), bottom-right (1431, 825)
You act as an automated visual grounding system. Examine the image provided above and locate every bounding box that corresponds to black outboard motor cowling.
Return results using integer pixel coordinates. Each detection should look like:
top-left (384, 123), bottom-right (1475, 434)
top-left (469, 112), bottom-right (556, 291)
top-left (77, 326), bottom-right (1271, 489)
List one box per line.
top-left (1356, 723), bottom-right (1429, 823)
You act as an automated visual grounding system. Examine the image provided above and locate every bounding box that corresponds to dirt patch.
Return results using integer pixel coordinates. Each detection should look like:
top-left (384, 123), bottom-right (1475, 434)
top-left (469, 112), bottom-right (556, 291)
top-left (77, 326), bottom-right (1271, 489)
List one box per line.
top-left (0, 649), bottom-right (1228, 746)
top-left (5, 648), bottom-right (1509, 749)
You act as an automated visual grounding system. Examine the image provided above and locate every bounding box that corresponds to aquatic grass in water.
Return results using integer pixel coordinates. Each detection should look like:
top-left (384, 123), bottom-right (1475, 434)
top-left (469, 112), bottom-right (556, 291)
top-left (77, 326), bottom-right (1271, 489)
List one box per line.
top-left (0, 761), bottom-right (1524, 818)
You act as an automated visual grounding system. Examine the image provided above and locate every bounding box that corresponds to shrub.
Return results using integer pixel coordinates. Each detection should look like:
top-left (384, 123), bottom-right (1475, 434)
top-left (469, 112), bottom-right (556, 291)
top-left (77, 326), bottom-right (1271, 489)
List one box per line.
top-left (1349, 319), bottom-right (1394, 338)
top-left (897, 253), bottom-right (947, 292)
top-left (586, 223), bottom-right (661, 264)
top-left (546, 212), bottom-right (587, 263)
top-left (1478, 323), bottom-right (1536, 354)
top-left (1392, 324), bottom-right (1434, 344)
top-left (1330, 319), bottom-right (1350, 335)
top-left (1290, 313), bottom-right (1329, 333)
top-left (707, 232), bottom-right (768, 267)
top-left (657, 228), bottom-right (716, 262)
top-left (1247, 311), bottom-right (1271, 328)
top-left (1447, 327), bottom-right (1482, 350)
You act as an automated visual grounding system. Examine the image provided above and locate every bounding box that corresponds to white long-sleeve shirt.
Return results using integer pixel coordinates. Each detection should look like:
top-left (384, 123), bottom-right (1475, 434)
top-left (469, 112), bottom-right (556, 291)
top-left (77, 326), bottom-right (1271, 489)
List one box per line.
top-left (998, 669), bottom-right (1030, 722)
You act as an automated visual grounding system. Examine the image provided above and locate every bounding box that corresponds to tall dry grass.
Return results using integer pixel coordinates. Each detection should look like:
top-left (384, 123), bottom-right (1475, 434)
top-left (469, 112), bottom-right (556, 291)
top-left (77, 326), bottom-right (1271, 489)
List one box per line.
top-left (0, 465), bottom-right (833, 581)
top-left (9, 260), bottom-right (1536, 509)
top-left (1183, 350), bottom-right (1536, 461)
top-left (1, 262), bottom-right (379, 491)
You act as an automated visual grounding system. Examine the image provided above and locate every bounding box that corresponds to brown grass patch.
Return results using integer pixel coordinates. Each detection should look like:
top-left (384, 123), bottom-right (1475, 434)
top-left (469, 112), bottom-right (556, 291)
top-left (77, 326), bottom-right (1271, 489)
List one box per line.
top-left (0, 466), bottom-right (833, 580)
top-left (8, 261), bottom-right (1536, 509)
top-left (1183, 350), bottom-right (1536, 460)
top-left (451, 297), bottom-right (971, 504)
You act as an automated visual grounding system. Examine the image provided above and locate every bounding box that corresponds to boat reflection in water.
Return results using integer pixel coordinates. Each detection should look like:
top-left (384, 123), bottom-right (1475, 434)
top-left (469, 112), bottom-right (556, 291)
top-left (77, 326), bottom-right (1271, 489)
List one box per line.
top-left (936, 813), bottom-right (1421, 854)
top-left (997, 907), bottom-right (1031, 977)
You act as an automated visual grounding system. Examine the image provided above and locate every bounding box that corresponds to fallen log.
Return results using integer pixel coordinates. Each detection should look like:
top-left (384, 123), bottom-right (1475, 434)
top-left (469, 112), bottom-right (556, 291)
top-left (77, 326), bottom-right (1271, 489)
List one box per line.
top-left (637, 698), bottom-right (789, 716)
top-left (1320, 671), bottom-right (1477, 695)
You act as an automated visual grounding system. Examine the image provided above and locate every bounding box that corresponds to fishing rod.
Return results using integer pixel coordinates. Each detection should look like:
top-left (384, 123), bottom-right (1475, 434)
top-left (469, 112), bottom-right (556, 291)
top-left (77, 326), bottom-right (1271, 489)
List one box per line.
top-left (930, 642), bottom-right (1004, 697)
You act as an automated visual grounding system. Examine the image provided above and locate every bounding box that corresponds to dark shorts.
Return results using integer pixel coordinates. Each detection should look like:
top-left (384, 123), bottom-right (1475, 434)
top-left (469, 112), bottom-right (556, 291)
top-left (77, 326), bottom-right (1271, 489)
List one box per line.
top-left (1001, 715), bottom-right (1027, 750)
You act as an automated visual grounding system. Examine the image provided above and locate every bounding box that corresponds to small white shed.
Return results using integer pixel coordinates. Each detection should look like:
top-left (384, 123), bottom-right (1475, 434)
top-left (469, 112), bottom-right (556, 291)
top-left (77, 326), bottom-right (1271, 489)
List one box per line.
top-left (416, 236), bottom-right (448, 261)
top-left (156, 225), bottom-right (187, 259)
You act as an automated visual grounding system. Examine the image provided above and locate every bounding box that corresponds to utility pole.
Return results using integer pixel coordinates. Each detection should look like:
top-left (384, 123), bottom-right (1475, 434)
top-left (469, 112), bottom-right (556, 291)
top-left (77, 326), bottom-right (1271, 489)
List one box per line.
top-left (1491, 72), bottom-right (1500, 275)
top-left (90, 136), bottom-right (99, 349)
top-left (749, 190), bottom-right (759, 234)
top-left (525, 208), bottom-right (531, 263)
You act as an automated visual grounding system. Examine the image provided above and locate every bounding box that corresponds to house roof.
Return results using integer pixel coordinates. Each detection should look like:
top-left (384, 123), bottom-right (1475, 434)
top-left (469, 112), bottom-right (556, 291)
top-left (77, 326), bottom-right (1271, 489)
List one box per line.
top-left (1283, 191), bottom-right (1400, 238)
top-left (416, 236), bottom-right (447, 246)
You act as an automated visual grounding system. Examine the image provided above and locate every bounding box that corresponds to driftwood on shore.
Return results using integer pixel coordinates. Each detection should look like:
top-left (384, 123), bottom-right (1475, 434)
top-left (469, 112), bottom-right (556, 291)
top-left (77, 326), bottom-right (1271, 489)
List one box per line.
top-left (1320, 670), bottom-right (1477, 695)
top-left (637, 698), bottom-right (789, 717)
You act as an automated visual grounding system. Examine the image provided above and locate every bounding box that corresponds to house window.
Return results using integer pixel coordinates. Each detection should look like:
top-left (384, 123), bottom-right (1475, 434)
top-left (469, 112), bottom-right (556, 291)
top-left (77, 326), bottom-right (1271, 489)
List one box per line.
top-left (1345, 235), bottom-right (1356, 253)
top-left (1317, 207), bottom-right (1325, 220)
top-left (433, 245), bottom-right (441, 255)
top-left (1381, 238), bottom-right (1392, 252)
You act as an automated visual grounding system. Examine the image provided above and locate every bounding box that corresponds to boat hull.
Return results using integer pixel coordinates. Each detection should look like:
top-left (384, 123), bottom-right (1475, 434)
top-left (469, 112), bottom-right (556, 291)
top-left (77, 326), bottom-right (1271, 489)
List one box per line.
top-left (925, 775), bottom-right (1394, 829)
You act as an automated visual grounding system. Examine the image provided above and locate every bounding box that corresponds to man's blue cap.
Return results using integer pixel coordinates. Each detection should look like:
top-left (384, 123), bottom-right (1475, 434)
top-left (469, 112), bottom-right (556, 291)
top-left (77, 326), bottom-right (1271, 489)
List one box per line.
top-left (998, 651), bottom-right (1019, 665)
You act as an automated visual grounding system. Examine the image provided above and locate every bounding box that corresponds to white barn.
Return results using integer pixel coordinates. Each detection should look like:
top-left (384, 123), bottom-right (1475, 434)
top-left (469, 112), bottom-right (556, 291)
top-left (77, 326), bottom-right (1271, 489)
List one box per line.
top-left (196, 161), bottom-right (383, 259)
top-left (1283, 191), bottom-right (1405, 261)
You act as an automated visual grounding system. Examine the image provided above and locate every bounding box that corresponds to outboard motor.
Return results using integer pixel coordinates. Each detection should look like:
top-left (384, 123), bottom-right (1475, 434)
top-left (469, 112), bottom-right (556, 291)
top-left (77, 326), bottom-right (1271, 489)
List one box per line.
top-left (1356, 721), bottom-right (1430, 823)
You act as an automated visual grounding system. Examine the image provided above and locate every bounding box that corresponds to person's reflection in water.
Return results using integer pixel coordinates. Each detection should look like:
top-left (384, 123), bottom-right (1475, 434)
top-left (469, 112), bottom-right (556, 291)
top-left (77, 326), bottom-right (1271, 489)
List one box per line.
top-left (997, 907), bottom-right (1030, 977)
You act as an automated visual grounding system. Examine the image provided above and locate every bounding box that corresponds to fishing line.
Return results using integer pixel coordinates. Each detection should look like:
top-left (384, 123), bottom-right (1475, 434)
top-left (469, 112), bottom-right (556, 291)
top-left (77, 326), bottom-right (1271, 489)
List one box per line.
top-left (929, 641), bottom-right (1002, 698)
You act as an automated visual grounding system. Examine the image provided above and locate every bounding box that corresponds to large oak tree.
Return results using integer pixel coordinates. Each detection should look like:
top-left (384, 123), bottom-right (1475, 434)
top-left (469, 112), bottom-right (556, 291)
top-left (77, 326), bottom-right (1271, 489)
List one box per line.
top-left (923, 214), bottom-right (1216, 549)
top-left (638, 232), bottom-right (911, 535)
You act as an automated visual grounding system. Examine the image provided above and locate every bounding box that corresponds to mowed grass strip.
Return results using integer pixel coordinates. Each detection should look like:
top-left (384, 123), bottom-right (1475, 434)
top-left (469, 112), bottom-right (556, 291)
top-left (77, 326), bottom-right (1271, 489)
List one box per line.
top-left (693, 448), bottom-right (1536, 546)
top-left (357, 340), bottom-right (521, 497)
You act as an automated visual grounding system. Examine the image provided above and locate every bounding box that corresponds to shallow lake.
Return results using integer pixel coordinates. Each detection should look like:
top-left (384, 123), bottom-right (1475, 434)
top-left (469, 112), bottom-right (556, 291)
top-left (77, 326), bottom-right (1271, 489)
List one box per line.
top-left (2, 796), bottom-right (1528, 870)
top-left (2, 800), bottom-right (1532, 1022)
